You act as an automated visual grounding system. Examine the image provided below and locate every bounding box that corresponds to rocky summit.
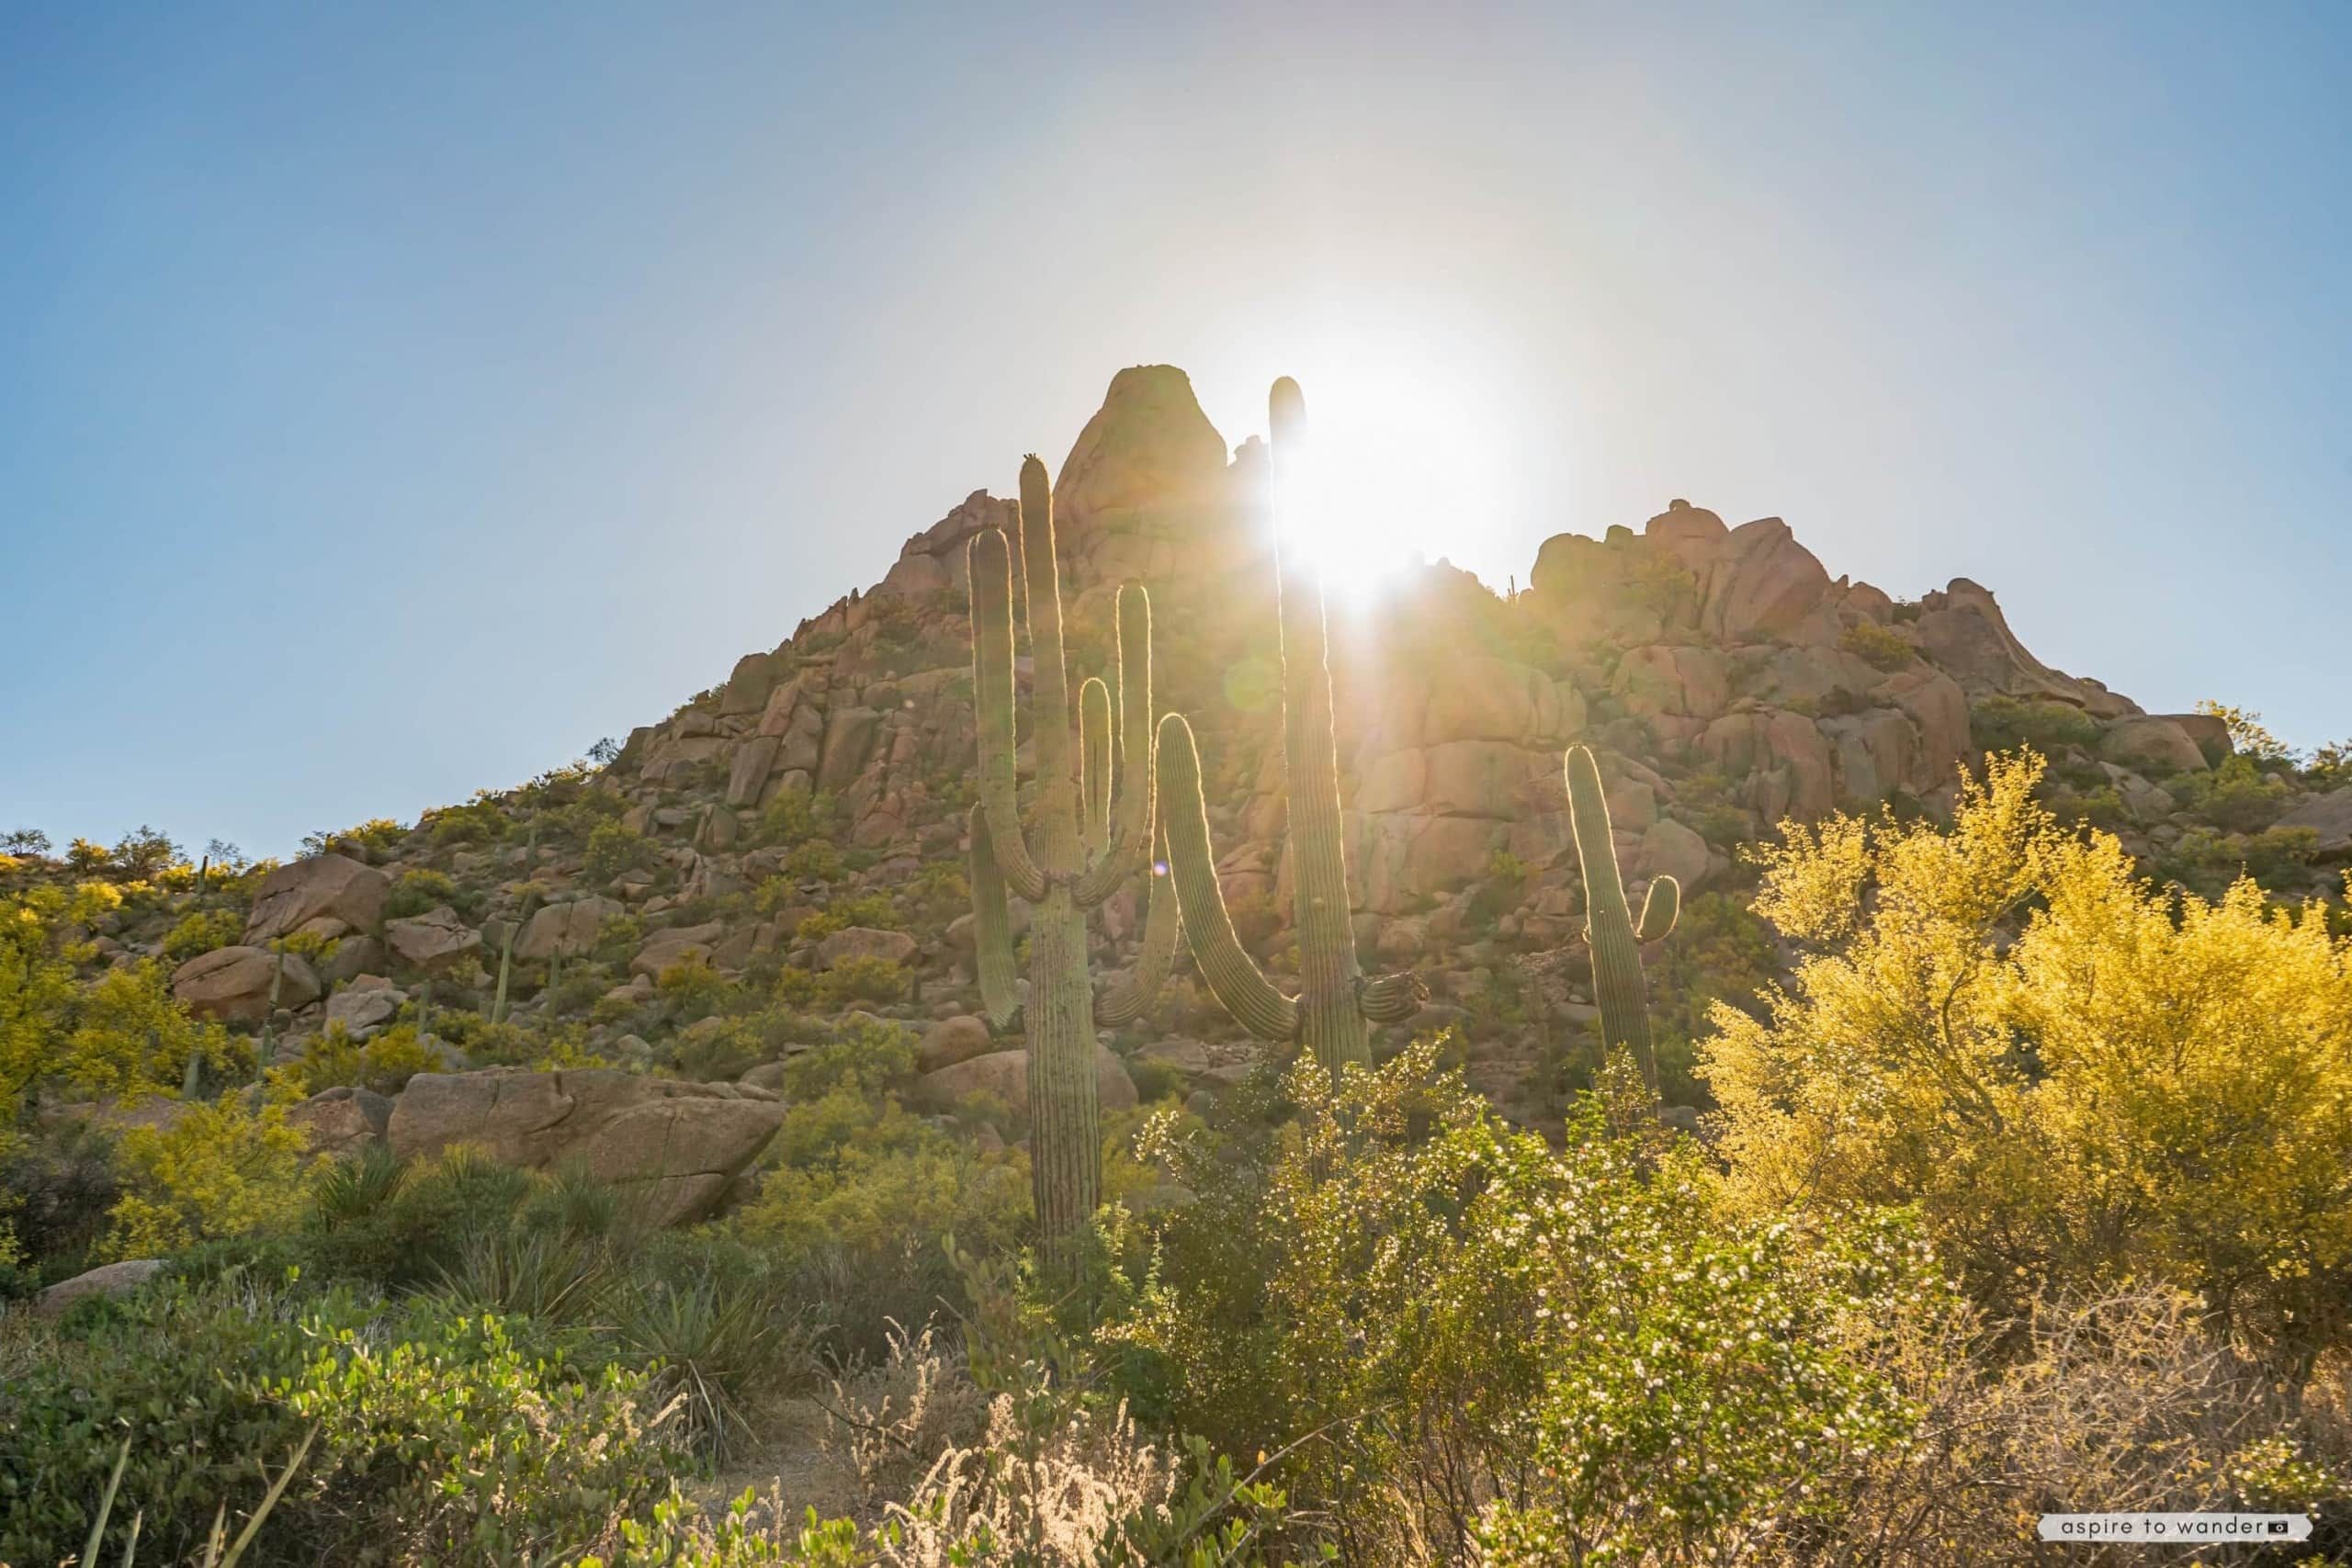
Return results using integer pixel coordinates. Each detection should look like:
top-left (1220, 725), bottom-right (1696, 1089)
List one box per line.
top-left (121, 360), bottom-right (2336, 1151)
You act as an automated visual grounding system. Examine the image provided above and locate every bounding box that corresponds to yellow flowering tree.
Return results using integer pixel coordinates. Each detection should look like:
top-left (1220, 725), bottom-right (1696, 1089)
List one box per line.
top-left (1704, 750), bottom-right (2352, 1379)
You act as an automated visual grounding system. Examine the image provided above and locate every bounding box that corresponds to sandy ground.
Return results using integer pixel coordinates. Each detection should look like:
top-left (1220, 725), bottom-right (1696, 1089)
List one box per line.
top-left (682, 1395), bottom-right (869, 1531)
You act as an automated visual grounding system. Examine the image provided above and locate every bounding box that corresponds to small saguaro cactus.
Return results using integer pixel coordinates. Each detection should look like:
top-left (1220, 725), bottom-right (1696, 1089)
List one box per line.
top-left (966, 454), bottom-right (1167, 1253)
top-left (1563, 743), bottom-right (1680, 1096)
top-left (1153, 378), bottom-right (1424, 1073)
top-left (491, 896), bottom-right (536, 1026)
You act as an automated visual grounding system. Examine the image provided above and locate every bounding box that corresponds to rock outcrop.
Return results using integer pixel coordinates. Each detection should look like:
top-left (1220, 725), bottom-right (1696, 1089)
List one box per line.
top-left (386, 1069), bottom-right (784, 1225)
top-left (172, 944), bottom-right (321, 1025)
top-left (244, 853), bottom-right (389, 942)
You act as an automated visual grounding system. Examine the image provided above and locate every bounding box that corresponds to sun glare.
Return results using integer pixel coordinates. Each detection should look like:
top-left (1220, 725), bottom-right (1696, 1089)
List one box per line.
top-left (1266, 358), bottom-right (1509, 608)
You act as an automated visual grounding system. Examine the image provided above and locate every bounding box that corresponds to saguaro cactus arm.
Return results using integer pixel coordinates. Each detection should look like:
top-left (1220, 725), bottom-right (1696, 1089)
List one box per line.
top-left (1070, 582), bottom-right (1156, 909)
top-left (1360, 969), bottom-right (1430, 1024)
top-left (1637, 875), bottom-right (1680, 942)
top-left (1080, 677), bottom-right (1114, 859)
top-left (969, 807), bottom-right (1021, 1029)
top-left (1156, 713), bottom-right (1300, 1042)
top-left (1095, 829), bottom-right (1182, 1028)
top-left (1565, 743), bottom-right (1678, 1094)
top-left (967, 525), bottom-right (1048, 903)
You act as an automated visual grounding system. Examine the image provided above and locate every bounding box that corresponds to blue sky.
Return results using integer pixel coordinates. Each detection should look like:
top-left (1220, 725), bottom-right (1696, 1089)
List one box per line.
top-left (4, 2), bottom-right (2346, 859)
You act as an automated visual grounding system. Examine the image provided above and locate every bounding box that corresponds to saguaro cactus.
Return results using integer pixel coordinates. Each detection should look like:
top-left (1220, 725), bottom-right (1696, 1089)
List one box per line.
top-left (1563, 744), bottom-right (1679, 1095)
top-left (966, 455), bottom-right (1165, 1251)
top-left (1154, 378), bottom-right (1424, 1073)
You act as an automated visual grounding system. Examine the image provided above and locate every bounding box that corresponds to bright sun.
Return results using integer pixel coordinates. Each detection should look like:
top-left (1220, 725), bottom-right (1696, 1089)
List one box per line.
top-left (1264, 357), bottom-right (1510, 607)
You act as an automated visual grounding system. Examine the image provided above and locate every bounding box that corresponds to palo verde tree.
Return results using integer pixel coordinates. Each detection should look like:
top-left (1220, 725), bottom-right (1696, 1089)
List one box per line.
top-left (1154, 378), bottom-right (1422, 1074)
top-left (966, 455), bottom-right (1174, 1254)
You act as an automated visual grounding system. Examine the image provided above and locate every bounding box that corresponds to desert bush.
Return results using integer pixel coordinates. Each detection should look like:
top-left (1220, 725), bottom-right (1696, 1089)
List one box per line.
top-left (817, 954), bottom-right (908, 1007)
top-left (1968, 696), bottom-right (2099, 756)
top-left (286, 1021), bottom-right (451, 1097)
top-left (424, 793), bottom-right (510, 847)
top-left (759, 788), bottom-right (840, 850)
top-left (383, 866), bottom-right (463, 920)
top-left (0, 1120), bottom-right (122, 1278)
top-left (161, 905), bottom-right (244, 962)
top-left (1816, 1288), bottom-right (2351, 1565)
top-left (1838, 618), bottom-right (1915, 671)
top-left (585, 820), bottom-right (655, 886)
top-left (1707, 750), bottom-right (2352, 1381)
top-left (104, 1094), bottom-right (311, 1260)
top-left (796, 892), bottom-right (897, 941)
top-left (2169, 750), bottom-right (2294, 832)
top-left (2159, 824), bottom-right (2320, 900)
top-left (305, 817), bottom-right (410, 860)
top-left (1111, 1041), bottom-right (1943, 1562)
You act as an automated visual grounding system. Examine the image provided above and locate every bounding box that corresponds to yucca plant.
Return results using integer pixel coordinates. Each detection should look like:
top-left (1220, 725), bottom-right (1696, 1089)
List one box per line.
top-left (311, 1142), bottom-right (407, 1231)
top-left (611, 1267), bottom-right (812, 1462)
top-left (430, 1224), bottom-right (616, 1328)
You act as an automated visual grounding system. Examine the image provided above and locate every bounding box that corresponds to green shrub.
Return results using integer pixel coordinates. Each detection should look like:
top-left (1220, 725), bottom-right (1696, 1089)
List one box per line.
top-left (284, 1021), bottom-right (451, 1097)
top-left (780, 839), bottom-right (844, 883)
top-left (585, 822), bottom-right (653, 885)
top-left (424, 794), bottom-right (510, 847)
top-left (1969, 696), bottom-right (2100, 755)
top-left (757, 789), bottom-right (838, 850)
top-left (1107, 1041), bottom-right (1947, 1561)
top-left (305, 818), bottom-right (410, 860)
top-left (814, 955), bottom-right (906, 1007)
top-left (2170, 753), bottom-right (2293, 833)
top-left (277, 1303), bottom-right (677, 1562)
top-left (793, 891), bottom-right (895, 941)
top-left (160, 906), bottom-right (245, 963)
top-left (383, 867), bottom-right (462, 920)
top-left (1838, 619), bottom-right (1915, 671)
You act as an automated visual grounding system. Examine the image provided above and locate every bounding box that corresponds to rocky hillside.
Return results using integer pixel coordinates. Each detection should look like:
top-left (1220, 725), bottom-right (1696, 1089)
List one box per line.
top-left (70, 365), bottom-right (2351, 1160)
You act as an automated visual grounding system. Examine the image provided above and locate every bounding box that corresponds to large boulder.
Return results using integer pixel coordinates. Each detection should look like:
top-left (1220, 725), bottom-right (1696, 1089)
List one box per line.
top-left (1872, 666), bottom-right (1973, 786)
top-left (34, 1258), bottom-right (164, 1317)
top-left (388, 1069), bottom-right (785, 1225)
top-left (914, 1045), bottom-right (1137, 1117)
top-left (515, 897), bottom-right (624, 962)
top-left (171, 945), bottom-right (321, 1025)
top-left (2278, 789), bottom-right (2352, 857)
top-left (384, 908), bottom-right (483, 974)
top-left (244, 853), bottom-right (389, 943)
top-left (1637, 818), bottom-right (1712, 889)
top-left (1645, 499), bottom-right (1732, 575)
top-left (1052, 365), bottom-right (1230, 533)
top-left (725, 734), bottom-right (782, 807)
top-left (288, 1085), bottom-right (392, 1157)
top-left (629, 921), bottom-right (727, 979)
top-left (1700, 517), bottom-right (1833, 642)
top-left (324, 978), bottom-right (405, 1038)
top-left (918, 1015), bottom-right (997, 1073)
top-left (2100, 716), bottom-right (2209, 776)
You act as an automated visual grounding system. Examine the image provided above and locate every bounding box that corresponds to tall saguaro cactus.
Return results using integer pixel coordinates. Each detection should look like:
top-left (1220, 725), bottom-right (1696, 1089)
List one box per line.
top-left (1154, 378), bottom-right (1424, 1074)
top-left (1563, 744), bottom-right (1680, 1096)
top-left (967, 455), bottom-right (1164, 1251)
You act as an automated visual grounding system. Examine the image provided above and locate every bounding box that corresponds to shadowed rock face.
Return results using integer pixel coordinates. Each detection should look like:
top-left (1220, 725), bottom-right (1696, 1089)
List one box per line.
top-left (1912, 578), bottom-right (2138, 718)
top-left (387, 1070), bottom-right (784, 1225)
